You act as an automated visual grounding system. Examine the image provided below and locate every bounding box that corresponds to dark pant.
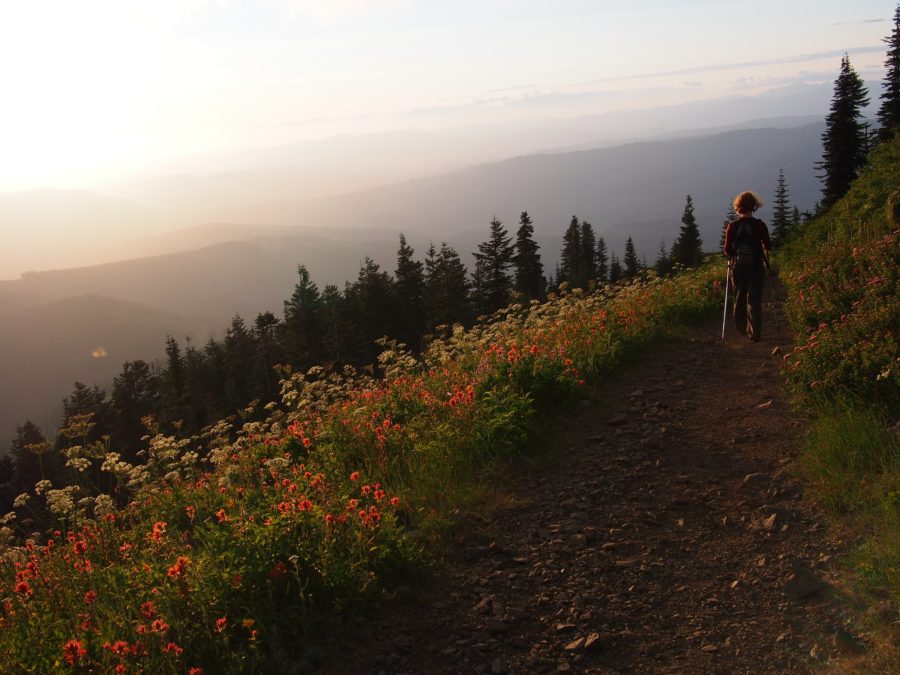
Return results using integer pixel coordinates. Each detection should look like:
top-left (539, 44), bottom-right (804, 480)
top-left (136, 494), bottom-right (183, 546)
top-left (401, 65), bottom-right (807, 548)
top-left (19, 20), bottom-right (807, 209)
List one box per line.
top-left (731, 261), bottom-right (765, 341)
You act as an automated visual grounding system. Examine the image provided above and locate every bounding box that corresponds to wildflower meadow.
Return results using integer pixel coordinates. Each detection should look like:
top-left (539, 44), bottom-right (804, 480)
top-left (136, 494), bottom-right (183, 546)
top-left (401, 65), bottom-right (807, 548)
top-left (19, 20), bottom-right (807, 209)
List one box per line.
top-left (0, 265), bottom-right (722, 672)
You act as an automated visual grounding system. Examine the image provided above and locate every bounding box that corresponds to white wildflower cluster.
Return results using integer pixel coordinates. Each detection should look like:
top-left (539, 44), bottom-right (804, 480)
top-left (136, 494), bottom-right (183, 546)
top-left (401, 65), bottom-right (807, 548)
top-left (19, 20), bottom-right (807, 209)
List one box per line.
top-left (93, 494), bottom-right (116, 518)
top-left (46, 486), bottom-right (78, 516)
top-left (12, 493), bottom-right (30, 509)
top-left (34, 480), bottom-right (52, 496)
top-left (0, 512), bottom-right (16, 525)
top-left (66, 457), bottom-right (93, 473)
top-left (0, 545), bottom-right (26, 564)
top-left (0, 526), bottom-right (13, 546)
top-left (100, 452), bottom-right (134, 476)
top-left (265, 457), bottom-right (290, 472)
top-left (127, 466), bottom-right (150, 489)
top-left (180, 451), bottom-right (199, 467)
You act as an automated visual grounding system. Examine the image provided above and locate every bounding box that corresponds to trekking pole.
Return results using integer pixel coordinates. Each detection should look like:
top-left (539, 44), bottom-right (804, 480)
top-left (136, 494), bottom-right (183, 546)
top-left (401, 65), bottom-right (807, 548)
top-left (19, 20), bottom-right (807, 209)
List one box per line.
top-left (721, 260), bottom-right (731, 341)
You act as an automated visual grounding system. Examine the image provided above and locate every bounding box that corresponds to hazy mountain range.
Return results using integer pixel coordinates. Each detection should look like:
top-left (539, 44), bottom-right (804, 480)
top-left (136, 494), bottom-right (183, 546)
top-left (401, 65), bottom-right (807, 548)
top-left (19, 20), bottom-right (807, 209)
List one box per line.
top-left (3, 79), bottom-right (872, 449)
top-left (0, 119), bottom-right (829, 449)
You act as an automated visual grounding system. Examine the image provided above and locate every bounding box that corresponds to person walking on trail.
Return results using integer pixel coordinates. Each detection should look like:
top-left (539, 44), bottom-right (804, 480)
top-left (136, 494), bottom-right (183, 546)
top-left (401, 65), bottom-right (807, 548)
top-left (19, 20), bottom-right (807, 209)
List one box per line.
top-left (723, 191), bottom-right (771, 342)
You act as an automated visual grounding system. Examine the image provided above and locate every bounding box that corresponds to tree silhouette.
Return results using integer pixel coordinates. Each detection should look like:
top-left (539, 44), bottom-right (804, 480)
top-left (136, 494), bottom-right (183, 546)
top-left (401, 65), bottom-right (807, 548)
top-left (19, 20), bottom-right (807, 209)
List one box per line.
top-left (671, 195), bottom-right (704, 268)
top-left (771, 168), bottom-right (793, 246)
top-left (559, 215), bottom-right (582, 287)
top-left (394, 234), bottom-right (426, 349)
top-left (425, 242), bottom-right (471, 329)
top-left (608, 253), bottom-right (623, 283)
top-left (623, 236), bottom-right (640, 278)
top-left (595, 236), bottom-right (609, 282)
top-left (580, 220), bottom-right (597, 283)
top-left (472, 217), bottom-right (515, 315)
top-left (878, 5), bottom-right (900, 141)
top-left (513, 211), bottom-right (544, 300)
top-left (818, 54), bottom-right (870, 207)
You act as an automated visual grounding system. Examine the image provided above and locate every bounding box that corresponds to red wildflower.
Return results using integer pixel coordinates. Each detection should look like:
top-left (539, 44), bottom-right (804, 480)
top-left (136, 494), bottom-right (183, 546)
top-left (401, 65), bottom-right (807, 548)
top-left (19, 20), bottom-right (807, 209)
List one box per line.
top-left (14, 580), bottom-right (32, 597)
top-left (167, 556), bottom-right (190, 580)
top-left (185, 505), bottom-right (196, 520)
top-left (151, 618), bottom-right (169, 633)
top-left (190, 668), bottom-right (204, 675)
top-left (62, 639), bottom-right (87, 667)
top-left (140, 601), bottom-right (157, 619)
top-left (214, 616), bottom-right (227, 634)
top-left (390, 496), bottom-right (400, 506)
top-left (84, 590), bottom-right (97, 604)
top-left (163, 641), bottom-right (183, 655)
top-left (215, 508), bottom-right (229, 523)
top-left (349, 471), bottom-right (360, 481)
top-left (150, 521), bottom-right (167, 542)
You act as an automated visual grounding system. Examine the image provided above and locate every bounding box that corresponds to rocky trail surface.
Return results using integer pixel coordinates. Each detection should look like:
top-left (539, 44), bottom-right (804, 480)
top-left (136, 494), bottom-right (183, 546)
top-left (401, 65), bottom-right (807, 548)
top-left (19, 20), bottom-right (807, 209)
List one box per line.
top-left (318, 282), bottom-right (861, 674)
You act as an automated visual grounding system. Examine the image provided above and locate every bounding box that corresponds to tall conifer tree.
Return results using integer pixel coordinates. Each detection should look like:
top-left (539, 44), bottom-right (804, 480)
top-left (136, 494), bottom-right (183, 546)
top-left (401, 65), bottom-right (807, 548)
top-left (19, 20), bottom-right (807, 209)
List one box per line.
top-left (818, 55), bottom-right (870, 207)
top-left (595, 236), bottom-right (609, 282)
top-left (771, 168), bottom-right (792, 246)
top-left (513, 211), bottom-right (544, 300)
top-left (425, 243), bottom-right (471, 329)
top-left (559, 216), bottom-right (582, 286)
top-left (608, 253), bottom-right (623, 283)
top-left (472, 217), bottom-right (515, 315)
top-left (623, 236), bottom-right (640, 278)
top-left (394, 233), bottom-right (426, 349)
top-left (671, 195), bottom-right (704, 268)
top-left (878, 5), bottom-right (900, 141)
top-left (720, 204), bottom-right (738, 250)
top-left (580, 220), bottom-right (597, 283)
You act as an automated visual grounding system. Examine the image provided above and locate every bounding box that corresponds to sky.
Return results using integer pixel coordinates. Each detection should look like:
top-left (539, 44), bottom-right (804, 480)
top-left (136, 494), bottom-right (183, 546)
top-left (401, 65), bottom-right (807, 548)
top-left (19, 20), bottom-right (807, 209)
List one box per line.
top-left (0, 0), bottom-right (893, 191)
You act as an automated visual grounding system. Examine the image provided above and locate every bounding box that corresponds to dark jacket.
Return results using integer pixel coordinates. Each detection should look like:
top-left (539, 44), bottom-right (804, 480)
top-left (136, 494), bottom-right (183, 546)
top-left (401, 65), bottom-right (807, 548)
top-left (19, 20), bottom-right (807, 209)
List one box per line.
top-left (723, 216), bottom-right (771, 258)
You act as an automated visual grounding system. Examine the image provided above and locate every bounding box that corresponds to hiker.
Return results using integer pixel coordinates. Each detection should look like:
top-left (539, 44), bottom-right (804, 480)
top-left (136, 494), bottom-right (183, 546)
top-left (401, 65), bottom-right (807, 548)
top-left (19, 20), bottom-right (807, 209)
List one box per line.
top-left (723, 191), bottom-right (771, 341)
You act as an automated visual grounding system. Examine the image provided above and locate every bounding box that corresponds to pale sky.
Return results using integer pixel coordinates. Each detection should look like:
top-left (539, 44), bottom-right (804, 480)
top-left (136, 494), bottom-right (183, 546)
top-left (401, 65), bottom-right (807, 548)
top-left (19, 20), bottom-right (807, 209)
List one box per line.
top-left (0, 0), bottom-right (892, 191)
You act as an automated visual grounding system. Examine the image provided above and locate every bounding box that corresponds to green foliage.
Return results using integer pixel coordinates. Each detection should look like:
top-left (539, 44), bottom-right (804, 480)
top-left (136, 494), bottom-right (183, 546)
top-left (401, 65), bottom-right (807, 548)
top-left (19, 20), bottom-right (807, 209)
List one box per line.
top-left (782, 129), bottom-right (900, 633)
top-left (512, 211), bottom-right (545, 301)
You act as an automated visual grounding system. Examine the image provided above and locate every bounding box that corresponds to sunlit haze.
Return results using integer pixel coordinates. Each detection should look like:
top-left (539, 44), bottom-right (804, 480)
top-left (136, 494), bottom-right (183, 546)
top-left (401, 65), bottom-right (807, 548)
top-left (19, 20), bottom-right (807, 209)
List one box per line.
top-left (1, 0), bottom-right (889, 190)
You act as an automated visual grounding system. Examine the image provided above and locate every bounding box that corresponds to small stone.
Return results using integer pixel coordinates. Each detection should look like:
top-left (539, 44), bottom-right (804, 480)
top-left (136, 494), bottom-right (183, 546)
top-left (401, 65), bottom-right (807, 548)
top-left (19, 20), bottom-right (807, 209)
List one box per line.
top-left (756, 400), bottom-right (773, 409)
top-left (701, 644), bottom-right (719, 653)
top-left (784, 567), bottom-right (827, 600)
top-left (491, 657), bottom-right (509, 674)
top-left (555, 623), bottom-right (576, 632)
top-left (583, 632), bottom-right (602, 650)
top-left (771, 346), bottom-right (782, 356)
top-left (564, 637), bottom-right (585, 651)
top-left (749, 513), bottom-right (777, 532)
top-left (743, 472), bottom-right (766, 484)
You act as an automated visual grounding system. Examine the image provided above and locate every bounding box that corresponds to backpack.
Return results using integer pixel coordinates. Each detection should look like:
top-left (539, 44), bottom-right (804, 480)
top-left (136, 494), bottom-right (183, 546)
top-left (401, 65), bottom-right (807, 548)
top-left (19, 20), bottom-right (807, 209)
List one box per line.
top-left (731, 218), bottom-right (760, 267)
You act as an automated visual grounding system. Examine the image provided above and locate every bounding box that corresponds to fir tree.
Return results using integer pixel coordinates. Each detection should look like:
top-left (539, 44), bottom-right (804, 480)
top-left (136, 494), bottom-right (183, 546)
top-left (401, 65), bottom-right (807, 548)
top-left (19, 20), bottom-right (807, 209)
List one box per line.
top-left (771, 168), bottom-right (792, 246)
top-left (346, 258), bottom-right (396, 364)
top-left (595, 236), bottom-right (609, 282)
top-left (655, 240), bottom-right (673, 276)
top-left (394, 233), bottom-right (426, 350)
top-left (559, 216), bottom-right (582, 286)
top-left (671, 195), bottom-right (704, 268)
top-left (472, 216), bottom-right (515, 315)
top-left (791, 206), bottom-right (802, 228)
top-left (110, 360), bottom-right (160, 462)
top-left (608, 253), bottom-right (623, 283)
top-left (580, 220), bottom-right (597, 283)
top-left (282, 265), bottom-right (323, 369)
top-left (623, 236), bottom-right (640, 278)
top-left (253, 312), bottom-right (280, 399)
top-left (513, 211), bottom-right (544, 300)
top-left (817, 54), bottom-right (870, 208)
top-left (161, 336), bottom-right (186, 425)
top-left (425, 242), bottom-right (471, 329)
top-left (877, 5), bottom-right (900, 141)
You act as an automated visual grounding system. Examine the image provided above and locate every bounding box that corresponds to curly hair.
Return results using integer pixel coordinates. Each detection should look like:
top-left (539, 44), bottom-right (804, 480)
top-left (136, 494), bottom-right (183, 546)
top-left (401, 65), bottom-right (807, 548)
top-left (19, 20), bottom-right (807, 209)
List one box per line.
top-left (733, 191), bottom-right (763, 215)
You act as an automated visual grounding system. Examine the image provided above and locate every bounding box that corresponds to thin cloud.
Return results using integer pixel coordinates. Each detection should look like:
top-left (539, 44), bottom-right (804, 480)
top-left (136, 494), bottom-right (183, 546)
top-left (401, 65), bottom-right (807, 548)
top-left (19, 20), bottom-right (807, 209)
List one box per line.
top-left (832, 18), bottom-right (886, 26)
top-left (577, 45), bottom-right (885, 86)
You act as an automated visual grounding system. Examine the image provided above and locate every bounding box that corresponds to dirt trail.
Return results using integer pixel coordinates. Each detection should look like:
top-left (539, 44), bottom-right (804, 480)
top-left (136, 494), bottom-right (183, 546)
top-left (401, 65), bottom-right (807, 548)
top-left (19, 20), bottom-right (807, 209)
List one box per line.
top-left (318, 281), bottom-right (856, 674)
